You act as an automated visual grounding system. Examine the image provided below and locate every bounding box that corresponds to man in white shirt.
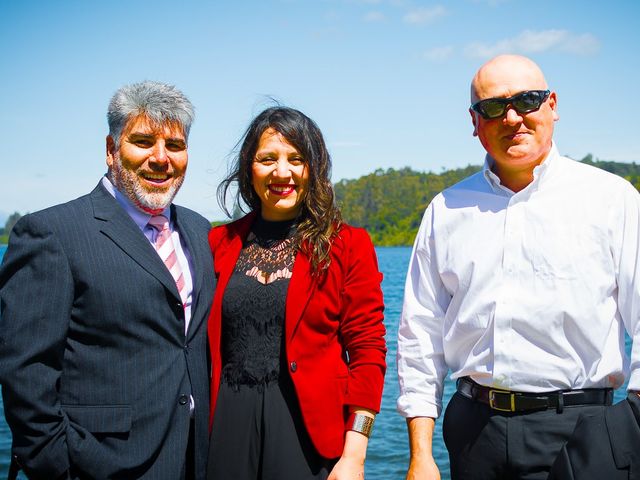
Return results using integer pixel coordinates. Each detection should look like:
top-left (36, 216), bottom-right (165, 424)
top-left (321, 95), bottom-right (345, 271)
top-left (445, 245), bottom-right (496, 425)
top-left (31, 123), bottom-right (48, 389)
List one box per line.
top-left (397, 54), bottom-right (640, 479)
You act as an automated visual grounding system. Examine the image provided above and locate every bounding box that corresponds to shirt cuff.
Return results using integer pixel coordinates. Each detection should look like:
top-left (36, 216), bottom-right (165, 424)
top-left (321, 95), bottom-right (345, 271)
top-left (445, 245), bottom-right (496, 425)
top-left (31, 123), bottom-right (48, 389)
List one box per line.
top-left (397, 393), bottom-right (441, 419)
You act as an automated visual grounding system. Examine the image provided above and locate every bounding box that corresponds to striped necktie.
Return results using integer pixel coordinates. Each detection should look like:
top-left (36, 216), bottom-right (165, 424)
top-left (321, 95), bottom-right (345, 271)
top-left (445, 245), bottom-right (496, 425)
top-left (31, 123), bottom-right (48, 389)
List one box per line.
top-left (148, 215), bottom-right (186, 304)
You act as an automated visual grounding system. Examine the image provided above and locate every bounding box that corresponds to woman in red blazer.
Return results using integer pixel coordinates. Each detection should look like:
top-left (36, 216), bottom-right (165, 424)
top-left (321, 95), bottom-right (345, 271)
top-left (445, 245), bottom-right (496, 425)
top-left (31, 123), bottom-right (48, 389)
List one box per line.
top-left (206, 107), bottom-right (386, 480)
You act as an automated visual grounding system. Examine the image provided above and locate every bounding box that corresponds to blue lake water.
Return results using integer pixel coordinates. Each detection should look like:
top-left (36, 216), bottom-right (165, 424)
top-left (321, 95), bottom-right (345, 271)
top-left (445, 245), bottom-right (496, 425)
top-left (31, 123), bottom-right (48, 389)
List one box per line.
top-left (0, 244), bottom-right (633, 479)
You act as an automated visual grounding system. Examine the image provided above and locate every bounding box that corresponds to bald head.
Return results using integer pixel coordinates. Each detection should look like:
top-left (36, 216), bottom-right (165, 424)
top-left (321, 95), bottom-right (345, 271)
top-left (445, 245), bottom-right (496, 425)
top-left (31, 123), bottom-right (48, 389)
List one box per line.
top-left (471, 55), bottom-right (548, 104)
top-left (468, 54), bottom-right (559, 192)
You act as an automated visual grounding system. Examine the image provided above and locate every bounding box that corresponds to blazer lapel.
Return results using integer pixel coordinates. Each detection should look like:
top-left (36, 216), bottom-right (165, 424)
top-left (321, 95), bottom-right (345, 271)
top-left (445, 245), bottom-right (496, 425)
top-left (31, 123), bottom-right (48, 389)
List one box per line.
top-left (208, 217), bottom-right (249, 358)
top-left (213, 218), bottom-right (251, 307)
top-left (90, 183), bottom-right (181, 301)
top-left (285, 251), bottom-right (316, 342)
top-left (209, 213), bottom-right (316, 344)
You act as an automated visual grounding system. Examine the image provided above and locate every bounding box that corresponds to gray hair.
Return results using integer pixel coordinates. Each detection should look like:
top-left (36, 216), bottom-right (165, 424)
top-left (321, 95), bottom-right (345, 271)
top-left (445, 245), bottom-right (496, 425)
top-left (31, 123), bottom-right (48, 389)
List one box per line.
top-left (107, 80), bottom-right (195, 147)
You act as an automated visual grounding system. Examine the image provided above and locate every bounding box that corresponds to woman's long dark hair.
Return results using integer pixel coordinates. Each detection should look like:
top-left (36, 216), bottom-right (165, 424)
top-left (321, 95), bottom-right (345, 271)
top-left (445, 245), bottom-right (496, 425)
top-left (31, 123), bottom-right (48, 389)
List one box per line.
top-left (218, 107), bottom-right (342, 273)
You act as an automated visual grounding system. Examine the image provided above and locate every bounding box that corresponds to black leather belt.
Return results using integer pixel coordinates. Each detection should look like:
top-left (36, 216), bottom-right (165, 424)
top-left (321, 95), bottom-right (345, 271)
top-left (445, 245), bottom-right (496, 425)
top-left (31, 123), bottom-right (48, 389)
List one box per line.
top-left (456, 377), bottom-right (613, 413)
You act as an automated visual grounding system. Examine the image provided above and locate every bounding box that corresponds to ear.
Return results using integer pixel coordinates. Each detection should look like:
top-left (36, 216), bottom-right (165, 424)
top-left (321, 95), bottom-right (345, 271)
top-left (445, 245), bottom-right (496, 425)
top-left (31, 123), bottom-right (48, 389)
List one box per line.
top-left (469, 108), bottom-right (479, 137)
top-left (106, 135), bottom-right (116, 168)
top-left (548, 91), bottom-right (559, 122)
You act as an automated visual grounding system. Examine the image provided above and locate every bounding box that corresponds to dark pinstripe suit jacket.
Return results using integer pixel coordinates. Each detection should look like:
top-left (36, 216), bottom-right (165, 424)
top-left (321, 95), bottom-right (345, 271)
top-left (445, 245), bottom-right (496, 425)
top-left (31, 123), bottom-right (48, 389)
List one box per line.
top-left (0, 182), bottom-right (215, 480)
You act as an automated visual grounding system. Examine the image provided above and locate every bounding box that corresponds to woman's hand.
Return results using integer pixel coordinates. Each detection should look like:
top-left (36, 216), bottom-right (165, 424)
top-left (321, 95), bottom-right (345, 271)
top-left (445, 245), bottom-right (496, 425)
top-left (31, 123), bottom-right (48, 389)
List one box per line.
top-left (328, 416), bottom-right (372, 480)
top-left (327, 454), bottom-right (365, 479)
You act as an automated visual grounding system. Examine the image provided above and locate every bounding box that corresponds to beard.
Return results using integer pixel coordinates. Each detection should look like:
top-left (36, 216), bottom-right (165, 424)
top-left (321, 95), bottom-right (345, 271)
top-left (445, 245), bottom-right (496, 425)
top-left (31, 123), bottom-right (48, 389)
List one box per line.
top-left (109, 155), bottom-right (184, 214)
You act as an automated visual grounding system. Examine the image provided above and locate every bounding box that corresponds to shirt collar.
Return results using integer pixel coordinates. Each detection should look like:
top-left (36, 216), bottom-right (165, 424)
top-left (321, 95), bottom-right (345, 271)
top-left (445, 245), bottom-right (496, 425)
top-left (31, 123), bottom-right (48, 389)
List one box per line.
top-left (101, 176), bottom-right (171, 230)
top-left (482, 142), bottom-right (559, 196)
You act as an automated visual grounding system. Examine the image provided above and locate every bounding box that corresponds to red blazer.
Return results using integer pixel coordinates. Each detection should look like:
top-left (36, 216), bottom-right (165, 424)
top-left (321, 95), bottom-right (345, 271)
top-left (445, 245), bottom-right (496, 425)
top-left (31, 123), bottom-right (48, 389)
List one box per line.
top-left (207, 213), bottom-right (387, 459)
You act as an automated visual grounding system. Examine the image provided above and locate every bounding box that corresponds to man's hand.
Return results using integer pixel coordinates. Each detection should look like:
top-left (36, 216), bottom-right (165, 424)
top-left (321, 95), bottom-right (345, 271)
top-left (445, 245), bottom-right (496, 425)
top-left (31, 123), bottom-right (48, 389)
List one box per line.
top-left (406, 455), bottom-right (441, 480)
top-left (405, 417), bottom-right (440, 480)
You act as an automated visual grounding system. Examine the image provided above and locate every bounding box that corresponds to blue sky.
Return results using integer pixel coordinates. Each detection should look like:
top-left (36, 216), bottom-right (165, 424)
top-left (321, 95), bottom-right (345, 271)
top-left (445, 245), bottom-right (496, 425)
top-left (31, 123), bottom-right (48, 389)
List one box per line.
top-left (1, 0), bottom-right (639, 221)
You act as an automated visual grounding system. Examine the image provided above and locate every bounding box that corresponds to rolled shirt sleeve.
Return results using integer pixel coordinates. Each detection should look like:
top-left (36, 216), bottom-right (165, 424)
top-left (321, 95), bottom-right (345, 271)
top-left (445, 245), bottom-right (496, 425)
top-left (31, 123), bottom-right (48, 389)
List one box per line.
top-left (397, 204), bottom-right (452, 418)
top-left (612, 181), bottom-right (640, 391)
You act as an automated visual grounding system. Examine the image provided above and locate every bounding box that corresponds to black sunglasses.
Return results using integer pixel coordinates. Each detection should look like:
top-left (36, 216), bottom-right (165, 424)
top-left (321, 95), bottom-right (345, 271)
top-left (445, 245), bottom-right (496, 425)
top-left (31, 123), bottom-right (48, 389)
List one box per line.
top-left (471, 90), bottom-right (550, 120)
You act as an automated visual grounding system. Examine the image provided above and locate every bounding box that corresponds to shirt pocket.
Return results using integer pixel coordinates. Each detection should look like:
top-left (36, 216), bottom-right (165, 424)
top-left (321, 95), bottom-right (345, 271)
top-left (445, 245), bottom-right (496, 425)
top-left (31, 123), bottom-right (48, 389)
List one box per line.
top-left (62, 404), bottom-right (132, 433)
top-left (530, 222), bottom-right (581, 281)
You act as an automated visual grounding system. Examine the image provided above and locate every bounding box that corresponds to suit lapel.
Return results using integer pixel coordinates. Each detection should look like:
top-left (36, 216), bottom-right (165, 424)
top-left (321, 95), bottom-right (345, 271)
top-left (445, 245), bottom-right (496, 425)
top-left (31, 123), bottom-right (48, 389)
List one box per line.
top-left (173, 207), bottom-right (208, 339)
top-left (91, 183), bottom-right (181, 301)
top-left (285, 250), bottom-right (316, 342)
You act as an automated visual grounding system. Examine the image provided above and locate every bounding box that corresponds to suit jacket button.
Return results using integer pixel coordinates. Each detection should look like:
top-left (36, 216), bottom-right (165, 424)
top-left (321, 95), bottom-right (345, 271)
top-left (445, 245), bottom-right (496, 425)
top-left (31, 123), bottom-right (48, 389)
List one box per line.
top-left (179, 395), bottom-right (189, 405)
top-left (290, 361), bottom-right (297, 373)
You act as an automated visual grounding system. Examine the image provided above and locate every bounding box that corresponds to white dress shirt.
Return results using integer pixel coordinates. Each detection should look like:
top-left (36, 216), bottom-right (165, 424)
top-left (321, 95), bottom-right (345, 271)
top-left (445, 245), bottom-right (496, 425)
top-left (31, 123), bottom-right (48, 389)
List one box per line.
top-left (397, 144), bottom-right (640, 419)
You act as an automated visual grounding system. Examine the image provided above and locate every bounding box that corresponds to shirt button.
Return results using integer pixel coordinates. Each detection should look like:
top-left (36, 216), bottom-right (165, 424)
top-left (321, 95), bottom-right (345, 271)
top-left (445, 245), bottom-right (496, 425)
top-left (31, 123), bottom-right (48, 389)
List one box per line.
top-left (178, 395), bottom-right (189, 405)
top-left (290, 361), bottom-right (297, 373)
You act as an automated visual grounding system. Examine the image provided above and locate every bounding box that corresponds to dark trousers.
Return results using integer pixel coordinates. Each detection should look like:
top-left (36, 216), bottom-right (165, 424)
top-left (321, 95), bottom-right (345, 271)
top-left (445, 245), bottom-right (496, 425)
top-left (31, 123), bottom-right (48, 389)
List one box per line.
top-left (443, 392), bottom-right (606, 480)
top-left (183, 419), bottom-right (195, 480)
top-left (207, 379), bottom-right (336, 480)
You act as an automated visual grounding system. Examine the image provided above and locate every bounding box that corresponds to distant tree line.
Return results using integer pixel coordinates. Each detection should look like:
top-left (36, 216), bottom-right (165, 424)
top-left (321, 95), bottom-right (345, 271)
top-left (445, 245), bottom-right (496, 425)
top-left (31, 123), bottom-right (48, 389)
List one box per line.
top-left (0, 212), bottom-right (22, 244)
top-left (334, 165), bottom-right (480, 246)
top-left (335, 154), bottom-right (640, 246)
top-left (4, 155), bottom-right (640, 247)
top-left (580, 154), bottom-right (640, 191)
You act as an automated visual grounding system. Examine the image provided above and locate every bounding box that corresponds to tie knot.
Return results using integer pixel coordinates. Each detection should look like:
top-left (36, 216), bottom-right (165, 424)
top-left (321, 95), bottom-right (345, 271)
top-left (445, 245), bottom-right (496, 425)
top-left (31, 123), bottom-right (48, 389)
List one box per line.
top-left (148, 215), bottom-right (170, 232)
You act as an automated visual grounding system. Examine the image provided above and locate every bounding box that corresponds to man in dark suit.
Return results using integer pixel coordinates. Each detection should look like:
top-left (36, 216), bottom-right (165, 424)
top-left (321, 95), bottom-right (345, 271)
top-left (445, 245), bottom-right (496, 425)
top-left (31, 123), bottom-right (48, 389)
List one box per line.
top-left (0, 81), bottom-right (215, 479)
top-left (548, 392), bottom-right (640, 480)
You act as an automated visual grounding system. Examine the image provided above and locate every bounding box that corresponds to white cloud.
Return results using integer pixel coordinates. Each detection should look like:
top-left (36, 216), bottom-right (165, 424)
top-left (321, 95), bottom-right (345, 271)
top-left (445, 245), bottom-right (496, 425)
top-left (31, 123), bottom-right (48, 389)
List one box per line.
top-left (323, 10), bottom-right (342, 22)
top-left (559, 33), bottom-right (600, 55)
top-left (363, 11), bottom-right (385, 22)
top-left (464, 29), bottom-right (600, 58)
top-left (423, 45), bottom-right (454, 61)
top-left (403, 5), bottom-right (447, 24)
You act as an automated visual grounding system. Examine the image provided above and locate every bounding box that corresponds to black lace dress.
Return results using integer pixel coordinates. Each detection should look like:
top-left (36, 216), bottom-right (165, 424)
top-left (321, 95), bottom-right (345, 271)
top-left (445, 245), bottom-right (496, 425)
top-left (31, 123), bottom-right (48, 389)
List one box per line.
top-left (207, 217), bottom-right (335, 480)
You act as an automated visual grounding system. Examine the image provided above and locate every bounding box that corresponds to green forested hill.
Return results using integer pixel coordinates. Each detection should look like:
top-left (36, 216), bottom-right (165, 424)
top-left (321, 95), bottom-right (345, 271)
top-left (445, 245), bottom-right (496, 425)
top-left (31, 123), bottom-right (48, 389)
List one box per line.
top-left (334, 165), bottom-right (480, 246)
top-left (335, 155), bottom-right (640, 246)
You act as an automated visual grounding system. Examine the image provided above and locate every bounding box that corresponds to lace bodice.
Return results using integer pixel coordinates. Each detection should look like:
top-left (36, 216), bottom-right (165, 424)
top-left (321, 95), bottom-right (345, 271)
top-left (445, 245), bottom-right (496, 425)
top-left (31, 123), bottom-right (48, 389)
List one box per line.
top-left (220, 217), bottom-right (297, 388)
